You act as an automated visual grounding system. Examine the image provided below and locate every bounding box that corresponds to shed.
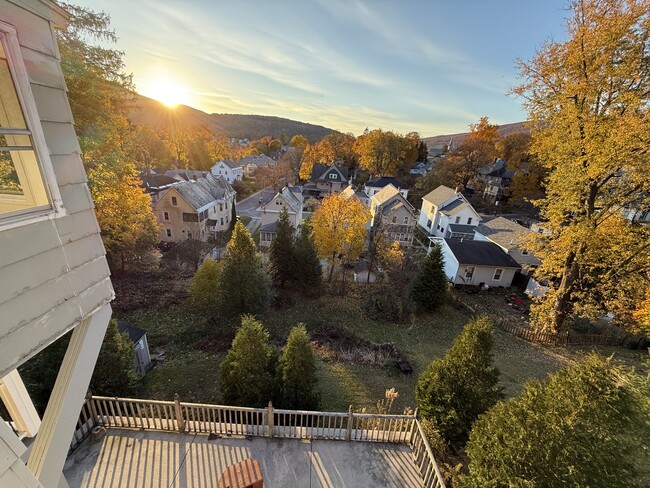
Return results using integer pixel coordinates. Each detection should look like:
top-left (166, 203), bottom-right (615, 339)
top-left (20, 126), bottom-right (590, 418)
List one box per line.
top-left (117, 321), bottom-right (152, 377)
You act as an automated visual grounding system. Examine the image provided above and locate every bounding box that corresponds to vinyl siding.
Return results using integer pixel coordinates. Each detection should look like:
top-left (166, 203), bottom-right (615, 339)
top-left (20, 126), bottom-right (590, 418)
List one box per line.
top-left (0, 1), bottom-right (113, 377)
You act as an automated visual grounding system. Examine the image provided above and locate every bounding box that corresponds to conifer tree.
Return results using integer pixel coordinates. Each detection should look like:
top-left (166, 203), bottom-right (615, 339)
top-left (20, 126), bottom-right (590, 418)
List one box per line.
top-left (464, 354), bottom-right (645, 487)
top-left (416, 316), bottom-right (502, 448)
top-left (229, 202), bottom-right (237, 233)
top-left (269, 207), bottom-right (295, 286)
top-left (220, 315), bottom-right (275, 407)
top-left (189, 258), bottom-right (222, 316)
top-left (277, 325), bottom-right (320, 410)
top-left (294, 221), bottom-right (322, 290)
top-left (411, 244), bottom-right (448, 312)
top-left (218, 221), bottom-right (272, 317)
top-left (90, 319), bottom-right (139, 397)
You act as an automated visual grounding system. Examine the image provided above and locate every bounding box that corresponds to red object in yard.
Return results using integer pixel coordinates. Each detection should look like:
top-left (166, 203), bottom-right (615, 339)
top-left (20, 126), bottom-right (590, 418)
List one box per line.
top-left (509, 294), bottom-right (524, 306)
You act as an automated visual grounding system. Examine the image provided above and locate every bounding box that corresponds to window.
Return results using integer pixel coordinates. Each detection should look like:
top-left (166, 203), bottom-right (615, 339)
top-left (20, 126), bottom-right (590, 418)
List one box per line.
top-left (493, 268), bottom-right (503, 281)
top-left (219, 203), bottom-right (223, 212)
top-left (328, 173), bottom-right (337, 179)
top-left (392, 216), bottom-right (397, 223)
top-left (0, 24), bottom-right (62, 222)
top-left (521, 249), bottom-right (529, 255)
top-left (467, 217), bottom-right (472, 225)
top-left (163, 211), bottom-right (169, 221)
top-left (465, 266), bottom-right (475, 279)
top-left (426, 219), bottom-right (432, 228)
top-left (171, 196), bottom-right (177, 206)
top-left (455, 216), bottom-right (460, 223)
top-left (166, 229), bottom-right (171, 237)
top-left (404, 216), bottom-right (409, 225)
top-left (221, 217), bottom-right (224, 225)
top-left (225, 201), bottom-right (228, 209)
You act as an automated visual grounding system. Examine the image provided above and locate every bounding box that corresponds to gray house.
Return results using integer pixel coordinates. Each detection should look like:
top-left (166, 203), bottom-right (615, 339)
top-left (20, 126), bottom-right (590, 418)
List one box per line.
top-left (117, 321), bottom-right (152, 377)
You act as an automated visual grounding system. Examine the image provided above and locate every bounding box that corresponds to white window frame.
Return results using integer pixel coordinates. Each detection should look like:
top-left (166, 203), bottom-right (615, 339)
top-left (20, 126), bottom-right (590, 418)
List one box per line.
top-left (467, 217), bottom-right (472, 225)
top-left (0, 21), bottom-right (65, 230)
top-left (493, 268), bottom-right (503, 281)
top-left (328, 173), bottom-right (337, 179)
top-left (163, 211), bottom-right (169, 221)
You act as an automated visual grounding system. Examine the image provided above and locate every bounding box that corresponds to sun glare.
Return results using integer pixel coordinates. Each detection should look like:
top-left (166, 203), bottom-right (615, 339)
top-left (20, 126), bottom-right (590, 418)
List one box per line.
top-left (147, 82), bottom-right (188, 108)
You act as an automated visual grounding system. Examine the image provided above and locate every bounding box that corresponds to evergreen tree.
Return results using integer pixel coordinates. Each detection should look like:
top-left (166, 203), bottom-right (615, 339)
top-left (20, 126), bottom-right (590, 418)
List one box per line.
top-left (90, 319), bottom-right (138, 397)
top-left (294, 221), bottom-right (322, 290)
top-left (218, 221), bottom-right (272, 317)
top-left (189, 258), bottom-right (222, 316)
top-left (229, 202), bottom-right (237, 233)
top-left (277, 325), bottom-right (320, 410)
top-left (220, 315), bottom-right (275, 407)
top-left (464, 354), bottom-right (645, 487)
top-left (411, 244), bottom-right (448, 312)
top-left (269, 207), bottom-right (295, 286)
top-left (416, 316), bottom-right (502, 448)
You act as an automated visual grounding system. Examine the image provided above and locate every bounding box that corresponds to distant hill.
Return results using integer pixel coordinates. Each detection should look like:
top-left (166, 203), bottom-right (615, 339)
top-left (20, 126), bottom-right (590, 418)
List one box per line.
top-left (130, 95), bottom-right (335, 143)
top-left (423, 121), bottom-right (529, 148)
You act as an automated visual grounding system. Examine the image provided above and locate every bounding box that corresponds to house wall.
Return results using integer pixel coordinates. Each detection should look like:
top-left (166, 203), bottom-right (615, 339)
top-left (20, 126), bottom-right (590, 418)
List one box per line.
top-left (379, 205), bottom-right (416, 246)
top-left (211, 162), bottom-right (243, 183)
top-left (315, 180), bottom-right (346, 194)
top-left (134, 335), bottom-right (151, 377)
top-left (436, 241), bottom-right (460, 282)
top-left (418, 201), bottom-right (436, 232)
top-left (453, 265), bottom-right (517, 287)
top-left (260, 194), bottom-right (301, 228)
top-left (154, 188), bottom-right (204, 242)
top-left (0, 1), bottom-right (113, 377)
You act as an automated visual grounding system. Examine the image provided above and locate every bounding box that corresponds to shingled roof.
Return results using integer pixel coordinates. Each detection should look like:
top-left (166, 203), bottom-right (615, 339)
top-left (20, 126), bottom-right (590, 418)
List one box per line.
top-left (443, 238), bottom-right (520, 268)
top-left (422, 185), bottom-right (457, 207)
top-left (477, 217), bottom-right (531, 249)
top-left (309, 163), bottom-right (349, 182)
top-left (170, 174), bottom-right (233, 212)
top-left (365, 176), bottom-right (408, 190)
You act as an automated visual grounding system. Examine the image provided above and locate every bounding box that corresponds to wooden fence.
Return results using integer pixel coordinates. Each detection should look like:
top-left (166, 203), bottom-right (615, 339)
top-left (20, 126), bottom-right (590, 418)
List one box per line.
top-left (70, 394), bottom-right (445, 488)
top-left (497, 320), bottom-right (637, 347)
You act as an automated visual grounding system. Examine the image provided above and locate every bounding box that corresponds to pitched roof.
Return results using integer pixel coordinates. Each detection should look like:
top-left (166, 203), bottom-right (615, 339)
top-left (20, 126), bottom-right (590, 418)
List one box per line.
top-left (259, 221), bottom-right (278, 233)
top-left (340, 185), bottom-right (366, 201)
top-left (476, 217), bottom-right (531, 249)
top-left (214, 158), bottom-right (242, 170)
top-left (165, 169), bottom-right (209, 181)
top-left (240, 155), bottom-right (276, 167)
top-left (442, 238), bottom-right (520, 268)
top-left (448, 223), bottom-right (477, 234)
top-left (168, 174), bottom-right (233, 212)
top-left (422, 185), bottom-right (457, 207)
top-left (117, 320), bottom-right (146, 343)
top-left (140, 174), bottom-right (178, 189)
top-left (439, 198), bottom-right (470, 216)
top-left (309, 163), bottom-right (349, 182)
top-left (365, 176), bottom-right (408, 190)
top-left (280, 185), bottom-right (303, 213)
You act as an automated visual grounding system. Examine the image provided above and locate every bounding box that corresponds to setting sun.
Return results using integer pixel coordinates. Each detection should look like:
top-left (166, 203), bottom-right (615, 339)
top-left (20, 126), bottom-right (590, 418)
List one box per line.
top-left (147, 82), bottom-right (189, 108)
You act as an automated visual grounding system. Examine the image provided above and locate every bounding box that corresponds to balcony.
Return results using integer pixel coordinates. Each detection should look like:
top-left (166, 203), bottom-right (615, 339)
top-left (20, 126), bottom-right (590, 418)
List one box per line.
top-left (63, 396), bottom-right (445, 488)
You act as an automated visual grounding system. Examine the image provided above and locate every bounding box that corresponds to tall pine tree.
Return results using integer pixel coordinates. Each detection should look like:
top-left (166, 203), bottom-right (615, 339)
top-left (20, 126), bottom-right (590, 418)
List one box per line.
top-left (219, 221), bottom-right (272, 317)
top-left (277, 325), bottom-right (320, 410)
top-left (294, 221), bottom-right (322, 290)
top-left (411, 243), bottom-right (448, 312)
top-left (220, 315), bottom-right (275, 407)
top-left (90, 319), bottom-right (139, 397)
top-left (269, 207), bottom-right (295, 287)
top-left (416, 315), bottom-right (502, 448)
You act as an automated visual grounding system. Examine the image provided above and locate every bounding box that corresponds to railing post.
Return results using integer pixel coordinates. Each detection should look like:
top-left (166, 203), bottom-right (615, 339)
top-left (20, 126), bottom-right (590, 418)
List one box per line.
top-left (346, 405), bottom-right (353, 441)
top-left (174, 394), bottom-right (185, 433)
top-left (86, 391), bottom-right (98, 428)
top-left (267, 401), bottom-right (274, 438)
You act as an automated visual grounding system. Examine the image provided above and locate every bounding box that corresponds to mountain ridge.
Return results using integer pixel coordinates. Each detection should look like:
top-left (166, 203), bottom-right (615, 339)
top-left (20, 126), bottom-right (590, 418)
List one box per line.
top-left (423, 121), bottom-right (529, 148)
top-left (130, 95), bottom-right (336, 143)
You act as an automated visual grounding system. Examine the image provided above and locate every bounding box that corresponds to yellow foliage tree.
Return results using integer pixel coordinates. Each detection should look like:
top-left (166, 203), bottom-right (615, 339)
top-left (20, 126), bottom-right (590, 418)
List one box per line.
top-left (311, 193), bottom-right (370, 282)
top-left (515, 0), bottom-right (650, 331)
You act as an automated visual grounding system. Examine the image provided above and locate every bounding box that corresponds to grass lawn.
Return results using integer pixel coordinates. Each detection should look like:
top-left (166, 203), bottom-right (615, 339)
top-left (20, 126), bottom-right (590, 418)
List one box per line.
top-left (118, 284), bottom-right (646, 415)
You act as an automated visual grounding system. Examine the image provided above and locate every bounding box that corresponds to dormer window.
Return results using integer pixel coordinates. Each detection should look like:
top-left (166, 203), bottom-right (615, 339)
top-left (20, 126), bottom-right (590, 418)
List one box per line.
top-left (0, 24), bottom-right (61, 223)
top-left (328, 173), bottom-right (337, 179)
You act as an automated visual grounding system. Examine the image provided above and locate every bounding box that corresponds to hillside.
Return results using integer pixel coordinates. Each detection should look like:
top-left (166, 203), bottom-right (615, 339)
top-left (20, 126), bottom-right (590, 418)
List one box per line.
top-left (130, 95), bottom-right (335, 142)
top-left (423, 121), bottom-right (529, 148)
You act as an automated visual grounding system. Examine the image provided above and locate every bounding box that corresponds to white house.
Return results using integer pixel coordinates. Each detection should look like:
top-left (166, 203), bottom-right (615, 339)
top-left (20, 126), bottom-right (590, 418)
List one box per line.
top-left (431, 238), bottom-right (520, 288)
top-left (259, 185), bottom-right (304, 247)
top-left (474, 217), bottom-right (540, 270)
top-left (0, 3), bottom-right (114, 486)
top-left (418, 185), bottom-right (481, 239)
top-left (363, 177), bottom-right (409, 200)
top-left (117, 321), bottom-right (152, 377)
top-left (211, 159), bottom-right (243, 183)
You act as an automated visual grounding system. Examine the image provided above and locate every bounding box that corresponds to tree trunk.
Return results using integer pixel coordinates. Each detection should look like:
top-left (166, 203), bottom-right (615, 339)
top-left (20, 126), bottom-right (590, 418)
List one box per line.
top-left (551, 247), bottom-right (583, 331)
top-left (327, 253), bottom-right (336, 283)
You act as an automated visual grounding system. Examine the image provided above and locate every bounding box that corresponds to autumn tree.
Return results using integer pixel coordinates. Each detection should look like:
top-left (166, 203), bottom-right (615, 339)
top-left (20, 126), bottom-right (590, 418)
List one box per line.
top-left (464, 354), bottom-right (646, 487)
top-left (353, 129), bottom-right (407, 177)
top-left (250, 136), bottom-right (282, 156)
top-left (298, 132), bottom-right (357, 180)
top-left (87, 158), bottom-right (160, 271)
top-left (289, 134), bottom-right (309, 149)
top-left (58, 4), bottom-right (159, 272)
top-left (312, 193), bottom-right (370, 282)
top-left (416, 316), bottom-right (502, 448)
top-left (410, 244), bottom-right (448, 312)
top-left (269, 208), bottom-right (295, 287)
top-left (277, 325), bottom-right (320, 410)
top-left (218, 221), bottom-right (272, 317)
top-left (220, 315), bottom-right (276, 407)
top-left (514, 0), bottom-right (650, 331)
top-left (294, 221), bottom-right (322, 290)
top-left (123, 125), bottom-right (173, 170)
top-left (497, 132), bottom-right (532, 169)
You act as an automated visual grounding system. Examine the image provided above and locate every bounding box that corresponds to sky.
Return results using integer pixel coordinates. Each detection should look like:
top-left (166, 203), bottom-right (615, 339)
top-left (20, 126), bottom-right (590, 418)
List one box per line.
top-left (75, 0), bottom-right (570, 137)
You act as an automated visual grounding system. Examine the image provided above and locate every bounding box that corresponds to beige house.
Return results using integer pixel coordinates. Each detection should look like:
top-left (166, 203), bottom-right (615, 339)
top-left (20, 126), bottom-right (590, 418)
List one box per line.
top-left (370, 185), bottom-right (417, 247)
top-left (0, 2), bottom-right (114, 487)
top-left (259, 185), bottom-right (303, 247)
top-left (154, 174), bottom-right (235, 242)
top-left (240, 154), bottom-right (275, 177)
top-left (304, 163), bottom-right (349, 197)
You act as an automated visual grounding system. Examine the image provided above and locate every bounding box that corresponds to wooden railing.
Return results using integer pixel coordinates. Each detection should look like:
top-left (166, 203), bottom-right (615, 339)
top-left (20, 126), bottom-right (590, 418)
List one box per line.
top-left (72, 394), bottom-right (445, 488)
